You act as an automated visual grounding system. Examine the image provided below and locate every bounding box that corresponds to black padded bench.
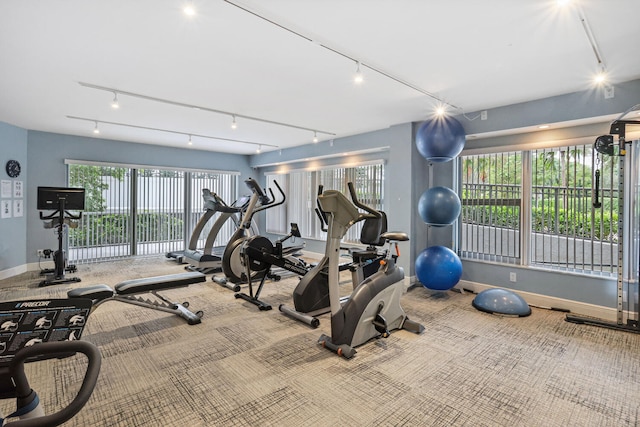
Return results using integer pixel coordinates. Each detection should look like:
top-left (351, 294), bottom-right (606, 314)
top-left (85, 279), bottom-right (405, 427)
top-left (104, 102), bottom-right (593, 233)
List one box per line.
top-left (68, 272), bottom-right (206, 325)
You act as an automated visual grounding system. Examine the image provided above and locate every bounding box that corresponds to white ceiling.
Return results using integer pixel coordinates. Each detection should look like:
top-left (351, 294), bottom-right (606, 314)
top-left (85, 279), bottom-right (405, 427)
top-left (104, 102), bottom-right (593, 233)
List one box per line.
top-left (1, 0), bottom-right (639, 155)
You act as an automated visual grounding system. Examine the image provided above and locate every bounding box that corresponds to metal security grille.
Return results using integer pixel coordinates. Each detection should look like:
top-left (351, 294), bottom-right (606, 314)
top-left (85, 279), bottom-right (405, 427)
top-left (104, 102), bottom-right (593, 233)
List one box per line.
top-left (68, 163), bottom-right (237, 263)
top-left (460, 152), bottom-right (522, 264)
top-left (266, 162), bottom-right (385, 244)
top-left (68, 164), bottom-right (132, 262)
top-left (530, 144), bottom-right (617, 274)
top-left (460, 144), bottom-right (618, 274)
top-left (136, 169), bottom-right (185, 256)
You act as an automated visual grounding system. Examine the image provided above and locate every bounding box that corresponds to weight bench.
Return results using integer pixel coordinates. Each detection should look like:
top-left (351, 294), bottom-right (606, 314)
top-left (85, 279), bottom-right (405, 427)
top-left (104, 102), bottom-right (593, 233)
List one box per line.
top-left (68, 272), bottom-right (206, 325)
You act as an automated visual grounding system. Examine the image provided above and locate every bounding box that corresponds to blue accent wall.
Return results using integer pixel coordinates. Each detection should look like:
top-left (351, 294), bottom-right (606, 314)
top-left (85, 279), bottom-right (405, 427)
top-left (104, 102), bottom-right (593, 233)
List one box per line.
top-left (0, 122), bottom-right (28, 274)
top-left (25, 131), bottom-right (253, 266)
top-left (254, 124), bottom-right (414, 273)
top-left (3, 77), bottom-right (639, 311)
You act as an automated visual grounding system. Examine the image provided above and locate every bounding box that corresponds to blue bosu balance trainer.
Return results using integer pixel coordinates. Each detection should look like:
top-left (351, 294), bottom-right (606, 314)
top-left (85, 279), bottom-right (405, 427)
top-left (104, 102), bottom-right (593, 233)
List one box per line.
top-left (472, 288), bottom-right (531, 317)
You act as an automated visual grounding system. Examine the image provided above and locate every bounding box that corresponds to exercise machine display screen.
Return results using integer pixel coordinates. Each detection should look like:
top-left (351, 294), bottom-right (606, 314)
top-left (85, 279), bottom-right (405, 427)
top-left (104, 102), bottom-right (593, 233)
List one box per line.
top-left (37, 187), bottom-right (85, 211)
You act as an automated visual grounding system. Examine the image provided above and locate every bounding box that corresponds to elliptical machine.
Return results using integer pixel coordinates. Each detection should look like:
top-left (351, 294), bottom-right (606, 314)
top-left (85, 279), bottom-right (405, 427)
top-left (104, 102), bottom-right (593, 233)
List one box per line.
top-left (217, 178), bottom-right (303, 287)
top-left (315, 182), bottom-right (424, 359)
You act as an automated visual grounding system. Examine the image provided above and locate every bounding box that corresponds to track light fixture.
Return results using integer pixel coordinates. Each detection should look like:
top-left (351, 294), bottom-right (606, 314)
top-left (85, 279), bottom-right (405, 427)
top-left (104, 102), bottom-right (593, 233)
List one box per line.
top-left (111, 92), bottom-right (119, 109)
top-left (222, 0), bottom-right (461, 112)
top-left (188, 135), bottom-right (193, 145)
top-left (256, 144), bottom-right (262, 154)
top-left (68, 115), bottom-right (278, 151)
top-left (313, 131), bottom-right (319, 143)
top-left (79, 82), bottom-right (336, 138)
top-left (354, 62), bottom-right (364, 84)
top-left (231, 115), bottom-right (237, 129)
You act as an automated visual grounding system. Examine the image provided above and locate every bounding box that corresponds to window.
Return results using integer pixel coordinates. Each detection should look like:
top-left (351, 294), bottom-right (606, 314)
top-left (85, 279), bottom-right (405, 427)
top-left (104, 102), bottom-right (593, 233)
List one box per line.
top-left (461, 151), bottom-right (522, 264)
top-left (266, 162), bottom-right (384, 244)
top-left (67, 162), bottom-right (238, 263)
top-left (460, 142), bottom-right (618, 275)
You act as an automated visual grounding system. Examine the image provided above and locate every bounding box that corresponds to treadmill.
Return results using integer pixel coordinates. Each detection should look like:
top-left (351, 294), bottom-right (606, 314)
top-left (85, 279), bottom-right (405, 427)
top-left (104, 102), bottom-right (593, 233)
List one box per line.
top-left (183, 192), bottom-right (259, 272)
top-left (170, 190), bottom-right (254, 271)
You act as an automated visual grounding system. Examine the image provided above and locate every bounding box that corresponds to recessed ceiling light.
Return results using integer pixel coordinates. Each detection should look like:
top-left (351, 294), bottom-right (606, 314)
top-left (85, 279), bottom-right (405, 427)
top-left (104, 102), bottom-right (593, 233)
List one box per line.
top-left (183, 2), bottom-right (196, 16)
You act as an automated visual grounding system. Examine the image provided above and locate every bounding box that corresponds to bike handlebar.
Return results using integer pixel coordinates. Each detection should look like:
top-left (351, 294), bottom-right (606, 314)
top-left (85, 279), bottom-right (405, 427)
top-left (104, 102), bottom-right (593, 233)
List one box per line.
top-left (7, 341), bottom-right (101, 427)
top-left (347, 182), bottom-right (381, 220)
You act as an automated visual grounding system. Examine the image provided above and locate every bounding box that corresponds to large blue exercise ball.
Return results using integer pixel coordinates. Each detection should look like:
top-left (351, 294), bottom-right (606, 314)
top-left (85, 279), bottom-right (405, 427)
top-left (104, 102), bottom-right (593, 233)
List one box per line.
top-left (418, 186), bottom-right (461, 226)
top-left (416, 116), bottom-right (466, 162)
top-left (415, 246), bottom-right (462, 291)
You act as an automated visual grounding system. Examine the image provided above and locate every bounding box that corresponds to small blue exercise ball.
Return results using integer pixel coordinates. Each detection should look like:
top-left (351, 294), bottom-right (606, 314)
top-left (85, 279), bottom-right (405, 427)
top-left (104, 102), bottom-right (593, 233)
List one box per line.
top-left (415, 246), bottom-right (462, 291)
top-left (472, 288), bottom-right (531, 317)
top-left (416, 116), bottom-right (466, 162)
top-left (418, 186), bottom-right (461, 226)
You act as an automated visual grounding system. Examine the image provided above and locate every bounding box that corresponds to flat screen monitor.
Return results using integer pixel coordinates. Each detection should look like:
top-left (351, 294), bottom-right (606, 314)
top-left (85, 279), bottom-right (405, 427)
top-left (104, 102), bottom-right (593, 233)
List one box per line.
top-left (37, 187), bottom-right (85, 211)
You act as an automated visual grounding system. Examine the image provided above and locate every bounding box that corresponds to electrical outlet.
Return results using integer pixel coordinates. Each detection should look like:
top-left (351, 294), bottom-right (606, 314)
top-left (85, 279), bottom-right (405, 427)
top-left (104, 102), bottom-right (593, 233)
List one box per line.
top-left (604, 85), bottom-right (615, 99)
top-left (509, 272), bottom-right (517, 282)
top-left (38, 249), bottom-right (52, 258)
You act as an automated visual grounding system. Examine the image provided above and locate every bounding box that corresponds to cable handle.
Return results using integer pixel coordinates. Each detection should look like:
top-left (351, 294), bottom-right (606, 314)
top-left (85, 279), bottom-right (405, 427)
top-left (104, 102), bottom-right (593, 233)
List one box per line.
top-left (593, 169), bottom-right (602, 209)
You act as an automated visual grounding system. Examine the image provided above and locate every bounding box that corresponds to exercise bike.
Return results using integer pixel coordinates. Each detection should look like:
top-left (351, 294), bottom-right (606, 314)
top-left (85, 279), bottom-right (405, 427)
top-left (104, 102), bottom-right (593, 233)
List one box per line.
top-left (238, 186), bottom-right (393, 328)
top-left (0, 298), bottom-right (101, 426)
top-left (315, 182), bottom-right (424, 358)
top-left (37, 187), bottom-right (85, 288)
top-left (235, 223), bottom-right (309, 311)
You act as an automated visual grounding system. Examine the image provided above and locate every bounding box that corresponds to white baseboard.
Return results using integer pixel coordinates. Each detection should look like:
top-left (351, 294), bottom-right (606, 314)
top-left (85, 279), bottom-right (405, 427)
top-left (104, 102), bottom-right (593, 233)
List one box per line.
top-left (27, 261), bottom-right (53, 272)
top-left (454, 279), bottom-right (617, 322)
top-left (0, 261), bottom-right (55, 281)
top-left (0, 264), bottom-right (28, 281)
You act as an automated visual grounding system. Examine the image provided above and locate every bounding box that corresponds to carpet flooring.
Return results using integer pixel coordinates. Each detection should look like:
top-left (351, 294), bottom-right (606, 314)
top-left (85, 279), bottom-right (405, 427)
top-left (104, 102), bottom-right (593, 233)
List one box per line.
top-left (0, 257), bottom-right (639, 426)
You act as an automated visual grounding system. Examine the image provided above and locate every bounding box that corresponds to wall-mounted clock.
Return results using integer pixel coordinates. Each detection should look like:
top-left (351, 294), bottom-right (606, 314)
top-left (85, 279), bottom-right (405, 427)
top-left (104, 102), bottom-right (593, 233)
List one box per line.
top-left (5, 159), bottom-right (21, 178)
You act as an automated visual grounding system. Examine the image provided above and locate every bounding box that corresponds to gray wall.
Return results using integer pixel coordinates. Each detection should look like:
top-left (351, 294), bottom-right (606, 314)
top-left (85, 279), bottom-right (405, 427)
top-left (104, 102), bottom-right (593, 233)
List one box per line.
top-left (25, 131), bottom-right (253, 265)
top-left (448, 79), bottom-right (640, 307)
top-left (253, 123), bottom-right (414, 273)
top-left (252, 78), bottom-right (640, 310)
top-left (0, 122), bottom-right (28, 273)
top-left (4, 76), bottom-right (640, 310)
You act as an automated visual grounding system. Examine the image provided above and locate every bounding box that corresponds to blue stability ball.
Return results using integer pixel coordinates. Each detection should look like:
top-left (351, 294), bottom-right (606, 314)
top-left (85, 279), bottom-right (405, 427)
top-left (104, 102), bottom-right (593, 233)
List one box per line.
top-left (415, 246), bottom-right (462, 291)
top-left (418, 186), bottom-right (461, 226)
top-left (416, 116), bottom-right (466, 162)
top-left (472, 288), bottom-right (531, 317)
